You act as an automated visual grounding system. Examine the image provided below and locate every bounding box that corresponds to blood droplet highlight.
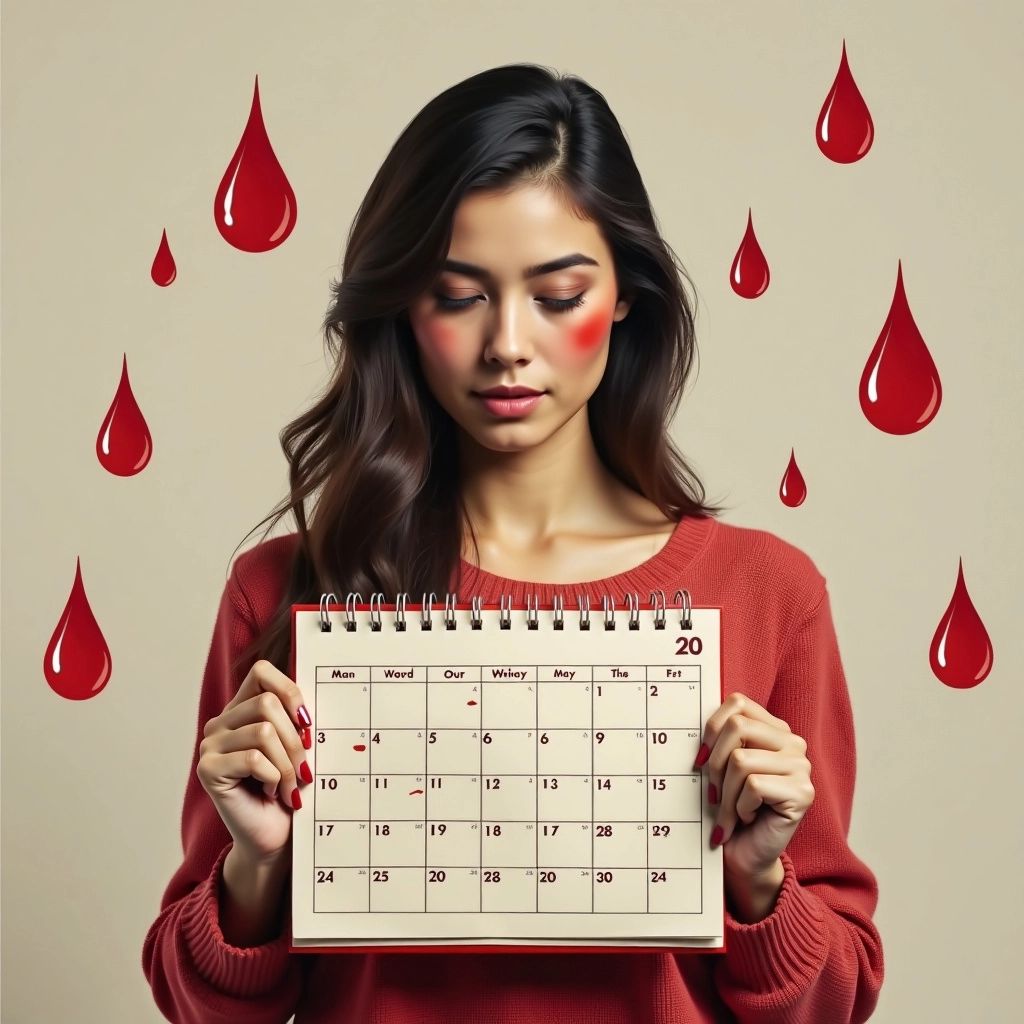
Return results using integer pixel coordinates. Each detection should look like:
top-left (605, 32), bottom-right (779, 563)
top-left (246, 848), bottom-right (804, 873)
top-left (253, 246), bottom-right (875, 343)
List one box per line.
top-left (466, 699), bottom-right (478, 706)
top-left (859, 261), bottom-right (941, 434)
top-left (353, 744), bottom-right (366, 752)
top-left (97, 354), bottom-right (153, 476)
top-left (929, 560), bottom-right (993, 689)
top-left (150, 228), bottom-right (177, 286)
top-left (214, 75), bottom-right (297, 252)
top-left (729, 209), bottom-right (770, 299)
top-left (816, 39), bottom-right (875, 163)
top-left (43, 558), bottom-right (112, 700)
top-left (779, 449), bottom-right (807, 507)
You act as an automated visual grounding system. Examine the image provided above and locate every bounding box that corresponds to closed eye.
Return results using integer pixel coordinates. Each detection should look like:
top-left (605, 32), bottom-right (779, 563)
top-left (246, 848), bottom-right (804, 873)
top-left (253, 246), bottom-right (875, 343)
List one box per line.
top-left (433, 292), bottom-right (587, 313)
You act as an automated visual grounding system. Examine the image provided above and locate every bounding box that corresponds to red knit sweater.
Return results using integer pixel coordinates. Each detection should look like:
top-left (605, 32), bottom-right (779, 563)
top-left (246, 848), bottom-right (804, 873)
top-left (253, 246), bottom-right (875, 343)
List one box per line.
top-left (142, 514), bottom-right (884, 1023)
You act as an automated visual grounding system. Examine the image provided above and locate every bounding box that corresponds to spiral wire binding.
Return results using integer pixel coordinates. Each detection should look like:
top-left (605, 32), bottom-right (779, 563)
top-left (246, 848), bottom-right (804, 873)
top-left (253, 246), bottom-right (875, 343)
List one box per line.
top-left (319, 589), bottom-right (693, 633)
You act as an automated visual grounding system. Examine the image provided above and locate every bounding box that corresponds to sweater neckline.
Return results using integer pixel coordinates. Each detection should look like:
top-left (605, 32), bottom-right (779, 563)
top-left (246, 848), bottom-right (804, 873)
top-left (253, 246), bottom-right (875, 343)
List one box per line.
top-left (453, 513), bottom-right (716, 600)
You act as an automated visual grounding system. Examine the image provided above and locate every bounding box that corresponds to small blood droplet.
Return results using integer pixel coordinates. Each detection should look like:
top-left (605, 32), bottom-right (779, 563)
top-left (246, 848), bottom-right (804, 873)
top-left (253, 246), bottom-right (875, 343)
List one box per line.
top-left (150, 229), bottom-right (177, 286)
top-left (779, 449), bottom-right (807, 507)
top-left (729, 209), bottom-right (770, 299)
top-left (96, 354), bottom-right (153, 476)
top-left (929, 560), bottom-right (994, 689)
top-left (43, 558), bottom-right (112, 700)
top-left (858, 261), bottom-right (941, 434)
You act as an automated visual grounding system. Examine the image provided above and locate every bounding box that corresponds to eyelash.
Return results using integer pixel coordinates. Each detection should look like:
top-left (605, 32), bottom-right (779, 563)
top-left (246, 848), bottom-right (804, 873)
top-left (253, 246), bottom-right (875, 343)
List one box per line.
top-left (433, 292), bottom-right (587, 313)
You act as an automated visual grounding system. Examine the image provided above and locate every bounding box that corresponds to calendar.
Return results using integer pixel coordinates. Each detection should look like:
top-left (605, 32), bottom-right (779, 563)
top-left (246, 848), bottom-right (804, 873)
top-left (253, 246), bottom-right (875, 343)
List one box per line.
top-left (288, 594), bottom-right (725, 954)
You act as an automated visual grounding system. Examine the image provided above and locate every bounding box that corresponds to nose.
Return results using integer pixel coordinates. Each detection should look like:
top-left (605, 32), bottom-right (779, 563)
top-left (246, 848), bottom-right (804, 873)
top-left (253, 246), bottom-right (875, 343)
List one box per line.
top-left (482, 297), bottom-right (534, 366)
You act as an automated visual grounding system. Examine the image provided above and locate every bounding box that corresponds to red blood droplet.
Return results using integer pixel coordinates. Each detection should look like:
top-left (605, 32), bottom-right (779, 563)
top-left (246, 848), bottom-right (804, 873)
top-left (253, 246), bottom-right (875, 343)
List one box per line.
top-left (929, 560), bottom-right (993, 689)
top-left (779, 449), bottom-right (807, 507)
top-left (816, 39), bottom-right (875, 163)
top-left (408, 789), bottom-right (424, 796)
top-left (466, 699), bottom-right (478, 706)
top-left (96, 354), bottom-right (153, 476)
top-left (353, 744), bottom-right (366, 752)
top-left (43, 558), bottom-right (112, 700)
top-left (214, 75), bottom-right (297, 252)
top-left (858, 261), bottom-right (941, 434)
top-left (729, 209), bottom-right (770, 299)
top-left (150, 229), bottom-right (177, 286)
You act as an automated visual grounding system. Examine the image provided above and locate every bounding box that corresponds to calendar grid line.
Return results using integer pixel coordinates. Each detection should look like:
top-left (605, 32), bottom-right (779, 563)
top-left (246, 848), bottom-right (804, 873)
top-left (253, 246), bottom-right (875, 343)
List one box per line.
top-left (368, 676), bottom-right (372, 909)
top-left (645, 666), bottom-right (650, 914)
top-left (423, 682), bottom-right (428, 912)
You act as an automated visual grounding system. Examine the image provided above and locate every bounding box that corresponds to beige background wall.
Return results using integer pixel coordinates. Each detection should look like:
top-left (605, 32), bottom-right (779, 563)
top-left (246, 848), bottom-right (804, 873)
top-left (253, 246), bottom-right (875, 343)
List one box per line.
top-left (3, 1), bottom-right (1021, 1021)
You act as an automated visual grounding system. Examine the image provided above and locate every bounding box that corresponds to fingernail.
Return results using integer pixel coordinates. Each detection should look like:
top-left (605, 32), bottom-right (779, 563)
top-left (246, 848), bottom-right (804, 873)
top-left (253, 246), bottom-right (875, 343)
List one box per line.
top-left (301, 727), bottom-right (312, 750)
top-left (299, 760), bottom-right (313, 784)
top-left (710, 824), bottom-right (723, 848)
top-left (693, 743), bottom-right (710, 770)
top-left (291, 788), bottom-right (303, 810)
top-left (296, 705), bottom-right (312, 729)
top-left (708, 782), bottom-right (718, 804)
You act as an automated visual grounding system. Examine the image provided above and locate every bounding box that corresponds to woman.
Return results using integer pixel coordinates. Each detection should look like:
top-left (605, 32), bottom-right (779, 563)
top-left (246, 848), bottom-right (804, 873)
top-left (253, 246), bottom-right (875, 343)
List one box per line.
top-left (143, 63), bottom-right (884, 1023)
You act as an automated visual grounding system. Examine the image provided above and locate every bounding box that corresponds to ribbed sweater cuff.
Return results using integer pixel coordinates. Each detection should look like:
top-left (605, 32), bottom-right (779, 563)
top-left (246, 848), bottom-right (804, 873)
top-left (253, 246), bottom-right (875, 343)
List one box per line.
top-left (181, 842), bottom-right (294, 998)
top-left (721, 849), bottom-right (829, 992)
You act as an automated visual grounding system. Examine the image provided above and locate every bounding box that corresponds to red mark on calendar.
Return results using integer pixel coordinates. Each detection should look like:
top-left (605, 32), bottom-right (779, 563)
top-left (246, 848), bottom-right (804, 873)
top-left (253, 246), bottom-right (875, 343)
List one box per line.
top-left (150, 229), bottom-right (177, 286)
top-left (858, 261), bottom-right (941, 434)
top-left (353, 744), bottom-right (366, 752)
top-left (816, 40), bottom-right (874, 163)
top-left (779, 449), bottom-right (807, 507)
top-left (43, 558), bottom-right (112, 700)
top-left (213, 75), bottom-right (297, 252)
top-left (96, 354), bottom-right (153, 476)
top-left (466, 699), bottom-right (478, 706)
top-left (729, 209), bottom-right (769, 299)
top-left (929, 560), bottom-right (994, 689)
top-left (408, 789), bottom-right (424, 796)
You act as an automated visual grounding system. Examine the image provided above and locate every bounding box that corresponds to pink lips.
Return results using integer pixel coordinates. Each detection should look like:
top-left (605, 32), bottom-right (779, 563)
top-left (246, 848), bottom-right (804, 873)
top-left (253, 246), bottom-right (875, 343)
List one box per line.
top-left (474, 393), bottom-right (545, 418)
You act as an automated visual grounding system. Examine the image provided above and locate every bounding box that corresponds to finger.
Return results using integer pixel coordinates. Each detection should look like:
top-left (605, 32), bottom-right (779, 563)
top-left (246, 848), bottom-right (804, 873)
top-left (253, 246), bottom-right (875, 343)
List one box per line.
top-left (693, 692), bottom-right (790, 770)
top-left (227, 659), bottom-right (312, 735)
top-left (210, 714), bottom-right (303, 804)
top-left (706, 716), bottom-right (791, 808)
top-left (197, 747), bottom-right (284, 805)
top-left (714, 749), bottom-right (795, 845)
top-left (232, 691), bottom-right (312, 796)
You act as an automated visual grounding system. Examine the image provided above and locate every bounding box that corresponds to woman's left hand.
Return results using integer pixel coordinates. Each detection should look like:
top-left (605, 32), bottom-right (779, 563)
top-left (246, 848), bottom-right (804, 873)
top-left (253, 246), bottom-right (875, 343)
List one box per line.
top-left (693, 691), bottom-right (815, 879)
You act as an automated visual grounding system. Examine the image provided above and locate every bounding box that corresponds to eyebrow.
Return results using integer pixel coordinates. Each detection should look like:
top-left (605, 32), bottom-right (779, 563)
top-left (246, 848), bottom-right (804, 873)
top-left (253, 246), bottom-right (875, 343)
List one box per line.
top-left (441, 252), bottom-right (600, 280)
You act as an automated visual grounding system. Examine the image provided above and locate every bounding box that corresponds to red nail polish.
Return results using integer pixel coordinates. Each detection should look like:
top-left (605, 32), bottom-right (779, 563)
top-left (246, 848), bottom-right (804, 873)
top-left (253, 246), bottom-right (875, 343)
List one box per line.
top-left (710, 824), bottom-right (723, 847)
top-left (301, 727), bottom-right (312, 750)
top-left (291, 788), bottom-right (303, 810)
top-left (296, 705), bottom-right (312, 729)
top-left (299, 760), bottom-right (312, 784)
top-left (693, 743), bottom-right (710, 770)
top-left (708, 782), bottom-right (718, 804)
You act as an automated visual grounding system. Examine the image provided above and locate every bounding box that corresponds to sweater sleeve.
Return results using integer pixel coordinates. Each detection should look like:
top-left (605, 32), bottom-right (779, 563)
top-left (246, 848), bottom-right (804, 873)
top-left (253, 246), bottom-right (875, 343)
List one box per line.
top-left (141, 568), bottom-right (306, 1024)
top-left (709, 582), bottom-right (885, 1023)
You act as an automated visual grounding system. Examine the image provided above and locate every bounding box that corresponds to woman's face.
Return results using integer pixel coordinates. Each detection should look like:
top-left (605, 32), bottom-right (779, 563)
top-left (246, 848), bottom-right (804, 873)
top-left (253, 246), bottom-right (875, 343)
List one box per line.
top-left (407, 184), bottom-right (632, 453)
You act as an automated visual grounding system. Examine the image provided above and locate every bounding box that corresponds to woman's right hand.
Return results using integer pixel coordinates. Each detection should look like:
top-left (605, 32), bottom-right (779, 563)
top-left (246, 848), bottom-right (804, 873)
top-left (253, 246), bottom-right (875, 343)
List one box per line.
top-left (196, 659), bottom-right (313, 865)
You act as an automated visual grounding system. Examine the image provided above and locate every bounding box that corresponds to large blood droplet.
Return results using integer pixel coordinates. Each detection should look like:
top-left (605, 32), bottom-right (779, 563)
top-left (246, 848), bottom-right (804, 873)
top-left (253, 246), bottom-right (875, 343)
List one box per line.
top-left (213, 75), bottom-right (297, 252)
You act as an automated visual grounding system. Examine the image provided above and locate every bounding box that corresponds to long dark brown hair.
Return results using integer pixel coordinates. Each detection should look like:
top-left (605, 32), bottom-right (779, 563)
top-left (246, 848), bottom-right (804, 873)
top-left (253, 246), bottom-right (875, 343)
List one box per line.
top-left (229, 62), bottom-right (729, 680)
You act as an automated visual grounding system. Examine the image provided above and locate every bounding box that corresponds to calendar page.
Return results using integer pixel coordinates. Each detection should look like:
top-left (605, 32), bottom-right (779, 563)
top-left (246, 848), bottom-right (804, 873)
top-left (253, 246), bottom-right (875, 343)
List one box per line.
top-left (288, 601), bottom-right (725, 954)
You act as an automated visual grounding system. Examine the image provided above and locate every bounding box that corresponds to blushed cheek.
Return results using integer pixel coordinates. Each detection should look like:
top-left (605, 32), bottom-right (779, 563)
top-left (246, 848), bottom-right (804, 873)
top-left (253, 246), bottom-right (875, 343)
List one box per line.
top-left (569, 308), bottom-right (610, 355)
top-left (420, 316), bottom-right (459, 359)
